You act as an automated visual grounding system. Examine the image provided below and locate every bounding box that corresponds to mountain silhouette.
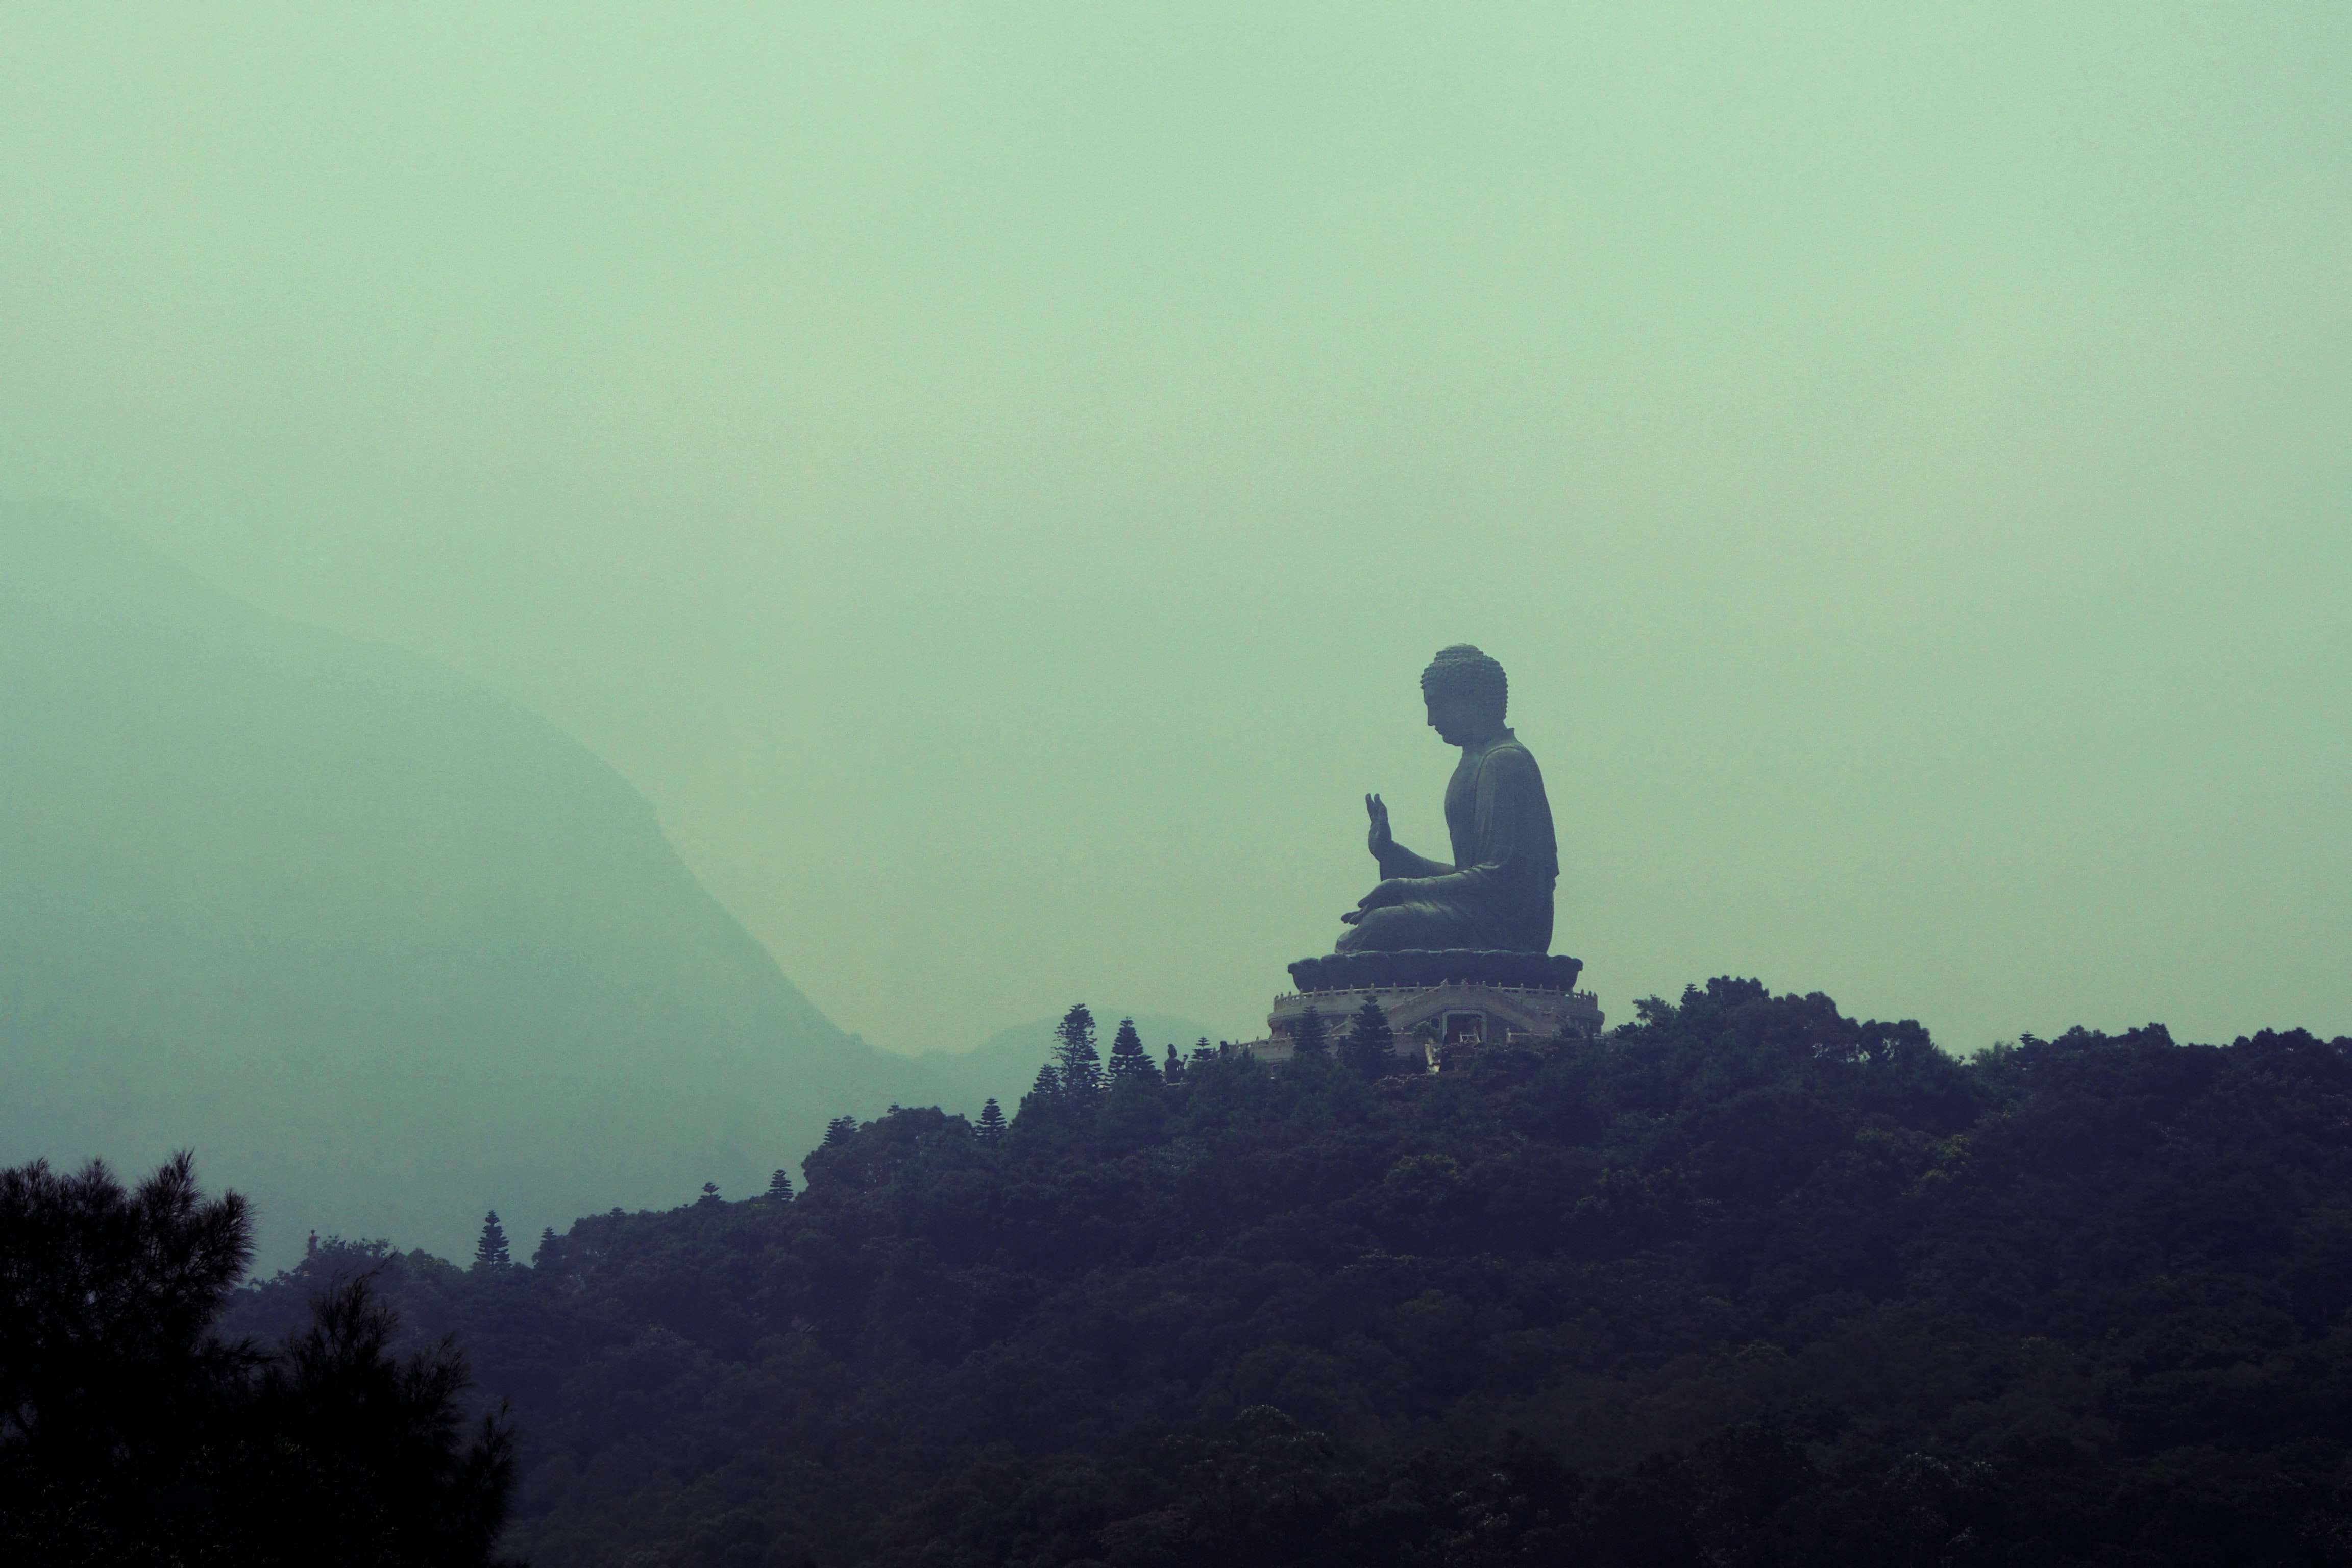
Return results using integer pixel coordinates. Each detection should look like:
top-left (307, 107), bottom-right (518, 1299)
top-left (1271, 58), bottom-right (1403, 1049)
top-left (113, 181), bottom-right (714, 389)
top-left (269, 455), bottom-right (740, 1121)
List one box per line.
top-left (0, 496), bottom-right (942, 1264)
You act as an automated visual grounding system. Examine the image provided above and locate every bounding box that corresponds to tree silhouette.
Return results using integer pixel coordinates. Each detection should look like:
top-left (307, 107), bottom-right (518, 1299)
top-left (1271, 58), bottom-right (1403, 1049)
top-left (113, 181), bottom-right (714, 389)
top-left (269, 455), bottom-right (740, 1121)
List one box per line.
top-left (697, 1182), bottom-right (723, 1207)
top-left (0, 1152), bottom-right (251, 1494)
top-left (1020, 1063), bottom-right (1063, 1122)
top-left (195, 992), bottom-right (2352, 1565)
top-left (532, 1226), bottom-right (563, 1268)
top-left (1052, 1003), bottom-right (1102, 1095)
top-left (471, 1211), bottom-right (510, 1270)
top-left (824, 1115), bottom-right (858, 1147)
top-left (1107, 1018), bottom-right (1158, 1083)
top-left (0, 1153), bottom-right (513, 1564)
top-left (767, 1168), bottom-right (796, 1202)
top-left (248, 1275), bottom-right (516, 1562)
top-left (1291, 1004), bottom-right (1329, 1061)
top-left (977, 1098), bottom-right (1008, 1142)
top-left (1343, 996), bottom-right (1395, 1077)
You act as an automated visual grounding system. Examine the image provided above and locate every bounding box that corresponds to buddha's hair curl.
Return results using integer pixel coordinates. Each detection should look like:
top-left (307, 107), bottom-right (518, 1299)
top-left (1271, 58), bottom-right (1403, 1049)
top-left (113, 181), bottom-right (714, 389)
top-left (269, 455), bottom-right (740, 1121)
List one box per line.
top-left (1420, 644), bottom-right (1508, 718)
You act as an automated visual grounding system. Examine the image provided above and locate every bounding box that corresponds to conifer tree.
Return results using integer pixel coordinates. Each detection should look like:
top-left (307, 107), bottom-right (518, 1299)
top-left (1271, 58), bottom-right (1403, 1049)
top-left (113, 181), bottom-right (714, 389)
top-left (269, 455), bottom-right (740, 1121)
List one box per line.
top-left (977, 1097), bottom-right (1007, 1142)
top-left (823, 1115), bottom-right (857, 1147)
top-left (1053, 1002), bottom-right (1103, 1095)
top-left (1292, 1004), bottom-right (1329, 1061)
top-left (1191, 1037), bottom-right (1217, 1070)
top-left (766, 1168), bottom-right (795, 1202)
top-left (532, 1226), bottom-right (562, 1268)
top-left (1344, 995), bottom-right (1396, 1077)
top-left (697, 1181), bottom-right (722, 1207)
top-left (1163, 1043), bottom-right (1186, 1084)
top-left (472, 1211), bottom-right (510, 1270)
top-left (1107, 1017), bottom-right (1157, 1083)
top-left (0, 1154), bottom-right (518, 1560)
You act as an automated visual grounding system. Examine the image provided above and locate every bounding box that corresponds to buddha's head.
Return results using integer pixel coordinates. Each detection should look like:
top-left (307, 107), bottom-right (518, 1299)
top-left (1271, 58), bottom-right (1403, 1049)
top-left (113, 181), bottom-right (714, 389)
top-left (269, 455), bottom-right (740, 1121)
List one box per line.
top-left (1420, 645), bottom-right (1508, 746)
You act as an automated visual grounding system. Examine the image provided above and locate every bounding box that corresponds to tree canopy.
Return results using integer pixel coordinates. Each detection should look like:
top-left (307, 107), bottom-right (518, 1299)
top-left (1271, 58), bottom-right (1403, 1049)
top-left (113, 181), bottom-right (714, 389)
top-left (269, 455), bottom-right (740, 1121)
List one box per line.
top-left (217, 979), bottom-right (2352, 1565)
top-left (1291, 1002), bottom-right (1328, 1060)
top-left (1107, 1018), bottom-right (1157, 1084)
top-left (1, 1154), bottom-right (516, 1566)
top-left (1342, 994), bottom-right (1396, 1077)
top-left (1053, 1003), bottom-right (1104, 1096)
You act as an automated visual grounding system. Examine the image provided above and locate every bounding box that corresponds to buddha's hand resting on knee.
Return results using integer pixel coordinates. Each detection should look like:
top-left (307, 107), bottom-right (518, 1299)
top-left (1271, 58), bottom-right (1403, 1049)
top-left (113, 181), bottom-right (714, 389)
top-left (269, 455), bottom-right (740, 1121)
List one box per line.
top-left (1341, 878), bottom-right (1412, 924)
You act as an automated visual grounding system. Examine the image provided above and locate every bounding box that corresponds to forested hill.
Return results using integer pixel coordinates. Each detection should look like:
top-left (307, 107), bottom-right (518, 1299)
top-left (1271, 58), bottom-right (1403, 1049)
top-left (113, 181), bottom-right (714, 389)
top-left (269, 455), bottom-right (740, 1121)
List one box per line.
top-left (227, 981), bottom-right (2352, 1566)
top-left (0, 496), bottom-right (940, 1265)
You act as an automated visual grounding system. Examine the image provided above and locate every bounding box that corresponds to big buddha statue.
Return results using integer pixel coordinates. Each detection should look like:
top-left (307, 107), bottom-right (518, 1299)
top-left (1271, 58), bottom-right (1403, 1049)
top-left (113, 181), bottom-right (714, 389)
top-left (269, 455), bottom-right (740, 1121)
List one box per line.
top-left (1275, 644), bottom-right (1591, 1049)
top-left (1336, 644), bottom-right (1557, 955)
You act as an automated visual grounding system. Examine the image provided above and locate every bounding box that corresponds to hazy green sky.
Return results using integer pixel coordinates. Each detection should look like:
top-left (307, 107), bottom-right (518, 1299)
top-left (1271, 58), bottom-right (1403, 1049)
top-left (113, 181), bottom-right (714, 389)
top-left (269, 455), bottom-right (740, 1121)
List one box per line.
top-left (5, 6), bottom-right (2346, 1054)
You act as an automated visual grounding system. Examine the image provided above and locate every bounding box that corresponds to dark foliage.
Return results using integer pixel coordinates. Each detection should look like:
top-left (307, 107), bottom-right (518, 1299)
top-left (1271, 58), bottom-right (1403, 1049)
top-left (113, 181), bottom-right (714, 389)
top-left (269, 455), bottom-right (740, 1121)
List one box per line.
top-left (1, 1154), bottom-right (516, 1565)
top-left (222, 982), bottom-right (2352, 1565)
top-left (1342, 995), bottom-right (1396, 1079)
top-left (1107, 1019), bottom-right (1159, 1085)
top-left (474, 1210), bottom-right (513, 1270)
top-left (1053, 1004), bottom-right (1104, 1097)
top-left (1292, 1003), bottom-right (1329, 1060)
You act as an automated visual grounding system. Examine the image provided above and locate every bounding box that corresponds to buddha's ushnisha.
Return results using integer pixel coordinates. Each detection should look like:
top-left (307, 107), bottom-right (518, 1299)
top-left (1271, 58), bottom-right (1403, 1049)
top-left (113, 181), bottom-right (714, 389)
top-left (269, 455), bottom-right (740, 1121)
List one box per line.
top-left (1337, 645), bottom-right (1558, 954)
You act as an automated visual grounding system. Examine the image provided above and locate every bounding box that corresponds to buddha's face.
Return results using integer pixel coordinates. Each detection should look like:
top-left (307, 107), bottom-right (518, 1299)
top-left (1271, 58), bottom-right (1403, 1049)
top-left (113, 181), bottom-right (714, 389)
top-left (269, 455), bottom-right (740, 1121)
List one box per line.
top-left (1423, 688), bottom-right (1497, 746)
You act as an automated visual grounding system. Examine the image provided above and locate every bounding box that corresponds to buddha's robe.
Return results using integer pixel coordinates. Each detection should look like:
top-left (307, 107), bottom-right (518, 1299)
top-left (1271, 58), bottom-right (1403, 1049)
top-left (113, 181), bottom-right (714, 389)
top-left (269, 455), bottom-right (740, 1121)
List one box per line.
top-left (1337, 728), bottom-right (1558, 954)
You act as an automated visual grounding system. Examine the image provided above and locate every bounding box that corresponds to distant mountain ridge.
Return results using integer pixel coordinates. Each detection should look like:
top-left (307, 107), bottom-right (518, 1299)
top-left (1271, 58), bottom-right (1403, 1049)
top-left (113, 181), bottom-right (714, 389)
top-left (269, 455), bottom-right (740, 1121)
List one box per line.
top-left (0, 495), bottom-right (945, 1264)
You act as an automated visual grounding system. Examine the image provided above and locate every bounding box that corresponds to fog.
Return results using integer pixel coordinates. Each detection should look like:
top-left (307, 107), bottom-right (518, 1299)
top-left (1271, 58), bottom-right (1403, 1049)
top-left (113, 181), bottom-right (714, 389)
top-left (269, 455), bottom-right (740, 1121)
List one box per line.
top-left (5, 4), bottom-right (2346, 1065)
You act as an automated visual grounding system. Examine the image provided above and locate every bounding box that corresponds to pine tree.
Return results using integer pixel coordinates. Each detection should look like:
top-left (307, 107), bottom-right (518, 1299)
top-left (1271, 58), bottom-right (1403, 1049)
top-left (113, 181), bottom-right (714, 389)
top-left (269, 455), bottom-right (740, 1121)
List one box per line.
top-left (696, 1181), bottom-right (723, 1208)
top-left (472, 1210), bottom-right (511, 1270)
top-left (1162, 1043), bottom-right (1186, 1084)
top-left (0, 1154), bottom-right (520, 1557)
top-left (1344, 995), bottom-right (1396, 1077)
top-left (977, 1097), bottom-right (1007, 1142)
top-left (824, 1115), bottom-right (857, 1147)
top-left (1053, 1003), bottom-right (1103, 1095)
top-left (1292, 1004), bottom-right (1329, 1061)
top-left (1191, 1037), bottom-right (1217, 1071)
top-left (766, 1168), bottom-right (795, 1202)
top-left (532, 1226), bottom-right (563, 1268)
top-left (1107, 1017), bottom-right (1157, 1083)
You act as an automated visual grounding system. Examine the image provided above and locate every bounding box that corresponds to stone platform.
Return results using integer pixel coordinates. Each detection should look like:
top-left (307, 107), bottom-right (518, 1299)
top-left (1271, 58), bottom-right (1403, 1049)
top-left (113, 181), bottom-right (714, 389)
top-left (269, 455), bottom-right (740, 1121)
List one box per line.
top-left (1249, 949), bottom-right (1603, 1067)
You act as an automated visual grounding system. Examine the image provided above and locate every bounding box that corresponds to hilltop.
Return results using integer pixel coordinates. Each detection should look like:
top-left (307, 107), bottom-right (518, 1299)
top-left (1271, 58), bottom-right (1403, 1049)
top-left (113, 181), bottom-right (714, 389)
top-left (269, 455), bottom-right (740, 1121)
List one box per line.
top-left (911, 1011), bottom-right (1226, 1114)
top-left (227, 981), bottom-right (2352, 1565)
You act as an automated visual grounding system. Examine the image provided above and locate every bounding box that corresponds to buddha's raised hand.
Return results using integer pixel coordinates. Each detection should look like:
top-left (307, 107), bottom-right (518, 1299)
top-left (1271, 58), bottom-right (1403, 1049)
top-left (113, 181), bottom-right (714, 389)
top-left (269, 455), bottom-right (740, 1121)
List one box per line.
top-left (1365, 793), bottom-right (1392, 859)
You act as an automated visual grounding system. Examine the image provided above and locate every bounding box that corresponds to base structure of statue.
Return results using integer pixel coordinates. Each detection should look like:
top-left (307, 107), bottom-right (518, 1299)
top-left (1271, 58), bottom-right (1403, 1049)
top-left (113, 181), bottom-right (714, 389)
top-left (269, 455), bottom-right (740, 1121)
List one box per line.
top-left (1246, 949), bottom-right (1603, 1068)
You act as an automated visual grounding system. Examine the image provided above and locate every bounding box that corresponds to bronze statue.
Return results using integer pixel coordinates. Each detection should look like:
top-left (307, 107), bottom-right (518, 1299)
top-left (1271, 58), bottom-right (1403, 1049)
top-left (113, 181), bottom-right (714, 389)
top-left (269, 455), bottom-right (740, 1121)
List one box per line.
top-left (1336, 645), bottom-right (1557, 955)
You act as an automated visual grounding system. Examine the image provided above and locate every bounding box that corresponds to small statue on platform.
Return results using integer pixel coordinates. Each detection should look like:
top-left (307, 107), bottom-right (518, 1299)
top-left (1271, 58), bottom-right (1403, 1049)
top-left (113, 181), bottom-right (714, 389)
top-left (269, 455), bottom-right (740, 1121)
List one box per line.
top-left (1337, 645), bottom-right (1558, 955)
